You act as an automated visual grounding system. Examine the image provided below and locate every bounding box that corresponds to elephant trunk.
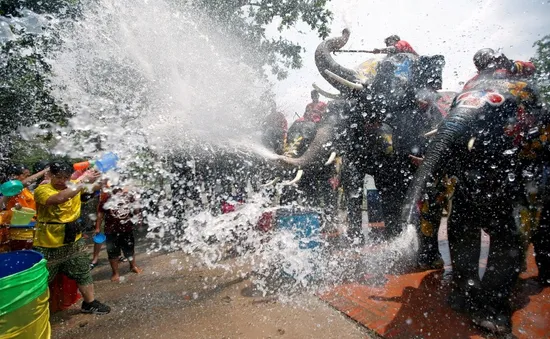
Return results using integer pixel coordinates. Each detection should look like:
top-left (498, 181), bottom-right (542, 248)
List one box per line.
top-left (400, 108), bottom-right (475, 229)
top-left (314, 29), bottom-right (359, 92)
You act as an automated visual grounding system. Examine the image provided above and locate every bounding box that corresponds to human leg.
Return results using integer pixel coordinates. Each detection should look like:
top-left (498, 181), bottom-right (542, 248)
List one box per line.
top-left (119, 231), bottom-right (141, 273)
top-left (59, 240), bottom-right (111, 314)
top-left (106, 233), bottom-right (121, 282)
top-left (90, 242), bottom-right (102, 268)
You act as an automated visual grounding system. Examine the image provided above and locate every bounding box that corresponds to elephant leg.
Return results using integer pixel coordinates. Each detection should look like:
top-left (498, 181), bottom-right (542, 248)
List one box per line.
top-left (373, 156), bottom-right (411, 238)
top-left (318, 166), bottom-right (337, 217)
top-left (533, 204), bottom-right (550, 286)
top-left (341, 157), bottom-right (365, 244)
top-left (472, 206), bottom-right (522, 332)
top-left (416, 182), bottom-right (444, 268)
top-left (447, 196), bottom-right (482, 312)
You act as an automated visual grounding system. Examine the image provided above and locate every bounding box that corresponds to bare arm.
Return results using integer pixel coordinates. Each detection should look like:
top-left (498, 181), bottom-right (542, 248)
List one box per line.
top-left (95, 210), bottom-right (104, 233)
top-left (373, 46), bottom-right (396, 54)
top-left (44, 183), bottom-right (86, 206)
top-left (21, 168), bottom-right (49, 187)
top-left (44, 171), bottom-right (101, 206)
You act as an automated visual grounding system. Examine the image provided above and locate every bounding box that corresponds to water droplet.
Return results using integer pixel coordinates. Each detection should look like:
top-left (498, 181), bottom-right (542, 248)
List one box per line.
top-left (406, 318), bottom-right (413, 325)
top-left (508, 173), bottom-right (516, 182)
top-left (467, 279), bottom-right (475, 286)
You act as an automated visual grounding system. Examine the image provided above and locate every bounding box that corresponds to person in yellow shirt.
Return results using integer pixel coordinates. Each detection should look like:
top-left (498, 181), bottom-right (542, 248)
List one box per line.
top-left (33, 160), bottom-right (111, 315)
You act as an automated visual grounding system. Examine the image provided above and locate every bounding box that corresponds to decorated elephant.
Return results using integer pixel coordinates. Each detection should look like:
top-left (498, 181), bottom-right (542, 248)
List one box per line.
top-left (399, 59), bottom-right (549, 332)
top-left (261, 108), bottom-right (340, 215)
top-left (280, 29), bottom-right (452, 256)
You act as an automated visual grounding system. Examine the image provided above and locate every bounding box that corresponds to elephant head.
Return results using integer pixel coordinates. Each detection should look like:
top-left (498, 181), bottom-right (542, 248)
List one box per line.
top-left (282, 29), bottom-right (446, 168)
top-left (400, 75), bottom-right (544, 230)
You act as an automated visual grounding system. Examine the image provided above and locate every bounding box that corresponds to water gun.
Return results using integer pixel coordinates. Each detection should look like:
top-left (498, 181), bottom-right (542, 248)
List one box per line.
top-left (73, 152), bottom-right (119, 173)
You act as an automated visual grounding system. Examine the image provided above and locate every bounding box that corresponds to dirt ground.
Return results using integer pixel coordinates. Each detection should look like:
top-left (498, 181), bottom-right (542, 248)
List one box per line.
top-left (50, 240), bottom-right (372, 339)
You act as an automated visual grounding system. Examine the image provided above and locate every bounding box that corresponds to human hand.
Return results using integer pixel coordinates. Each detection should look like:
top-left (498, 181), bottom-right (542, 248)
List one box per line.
top-left (372, 48), bottom-right (381, 54)
top-left (80, 170), bottom-right (101, 184)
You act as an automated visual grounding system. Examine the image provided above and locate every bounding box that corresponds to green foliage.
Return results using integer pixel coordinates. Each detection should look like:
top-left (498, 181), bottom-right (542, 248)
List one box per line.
top-left (0, 1), bottom-right (80, 164)
top-left (8, 136), bottom-right (54, 169)
top-left (0, 28), bottom-right (72, 161)
top-left (532, 35), bottom-right (550, 103)
top-left (0, 0), bottom-right (81, 17)
top-left (184, 0), bottom-right (333, 79)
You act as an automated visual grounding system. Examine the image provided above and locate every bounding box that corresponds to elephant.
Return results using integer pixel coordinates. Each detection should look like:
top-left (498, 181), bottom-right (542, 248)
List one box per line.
top-left (399, 66), bottom-right (549, 332)
top-left (260, 110), bottom-right (340, 219)
top-left (280, 28), bottom-right (452, 258)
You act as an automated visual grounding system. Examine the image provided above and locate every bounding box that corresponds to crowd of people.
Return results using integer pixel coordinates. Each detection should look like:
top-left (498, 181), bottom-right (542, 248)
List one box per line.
top-left (1, 159), bottom-right (144, 316)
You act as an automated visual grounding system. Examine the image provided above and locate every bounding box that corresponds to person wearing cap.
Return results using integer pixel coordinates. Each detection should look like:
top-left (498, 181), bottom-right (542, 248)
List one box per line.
top-left (463, 48), bottom-right (536, 90)
top-left (33, 160), bottom-right (111, 315)
top-left (373, 35), bottom-right (418, 56)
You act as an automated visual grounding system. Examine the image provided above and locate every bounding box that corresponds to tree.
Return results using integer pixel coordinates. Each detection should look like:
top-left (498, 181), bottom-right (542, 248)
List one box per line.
top-left (0, 0), bottom-right (80, 17)
top-left (532, 35), bottom-right (550, 103)
top-left (0, 1), bottom-right (78, 165)
top-left (185, 0), bottom-right (333, 79)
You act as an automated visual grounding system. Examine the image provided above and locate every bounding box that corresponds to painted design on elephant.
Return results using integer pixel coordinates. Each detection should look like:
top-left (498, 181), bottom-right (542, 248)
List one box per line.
top-left (393, 59), bottom-right (412, 80)
top-left (453, 90), bottom-right (505, 109)
top-left (355, 59), bottom-right (379, 83)
top-left (283, 135), bottom-right (303, 157)
top-left (503, 105), bottom-right (540, 152)
top-left (507, 81), bottom-right (532, 100)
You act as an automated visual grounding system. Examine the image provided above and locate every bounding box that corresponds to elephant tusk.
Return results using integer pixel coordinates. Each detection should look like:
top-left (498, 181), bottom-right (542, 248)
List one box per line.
top-left (262, 177), bottom-right (280, 187)
top-left (467, 137), bottom-right (476, 151)
top-left (324, 152), bottom-right (337, 166)
top-left (312, 83), bottom-right (341, 99)
top-left (424, 129), bottom-right (438, 138)
top-left (282, 169), bottom-right (304, 186)
top-left (324, 70), bottom-right (364, 90)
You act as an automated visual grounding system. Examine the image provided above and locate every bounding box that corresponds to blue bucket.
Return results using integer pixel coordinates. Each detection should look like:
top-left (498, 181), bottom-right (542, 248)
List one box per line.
top-left (0, 250), bottom-right (44, 279)
top-left (95, 152), bottom-right (119, 173)
top-left (276, 211), bottom-right (321, 249)
top-left (0, 180), bottom-right (24, 197)
top-left (92, 233), bottom-right (106, 244)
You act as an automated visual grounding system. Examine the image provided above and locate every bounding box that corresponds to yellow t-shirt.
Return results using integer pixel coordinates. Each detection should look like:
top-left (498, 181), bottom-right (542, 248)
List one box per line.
top-left (33, 183), bottom-right (82, 248)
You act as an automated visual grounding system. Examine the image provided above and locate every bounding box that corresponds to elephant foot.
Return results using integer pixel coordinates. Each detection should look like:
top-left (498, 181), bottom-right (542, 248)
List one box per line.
top-left (536, 271), bottom-right (550, 286)
top-left (447, 285), bottom-right (480, 315)
top-left (471, 308), bottom-right (512, 335)
top-left (416, 257), bottom-right (444, 271)
top-left (447, 289), bottom-right (470, 314)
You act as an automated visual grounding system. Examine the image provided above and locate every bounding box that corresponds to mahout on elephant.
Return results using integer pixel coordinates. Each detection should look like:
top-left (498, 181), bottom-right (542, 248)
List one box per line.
top-left (399, 48), bottom-right (549, 333)
top-left (279, 29), bottom-right (451, 260)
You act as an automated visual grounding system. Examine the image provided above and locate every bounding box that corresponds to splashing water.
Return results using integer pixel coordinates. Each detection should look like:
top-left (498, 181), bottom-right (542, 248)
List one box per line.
top-left (25, 0), bottom-right (422, 296)
top-left (51, 0), bottom-right (270, 157)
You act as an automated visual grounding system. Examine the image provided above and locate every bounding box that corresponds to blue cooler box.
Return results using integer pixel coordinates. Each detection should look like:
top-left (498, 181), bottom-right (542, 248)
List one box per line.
top-left (276, 211), bottom-right (321, 249)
